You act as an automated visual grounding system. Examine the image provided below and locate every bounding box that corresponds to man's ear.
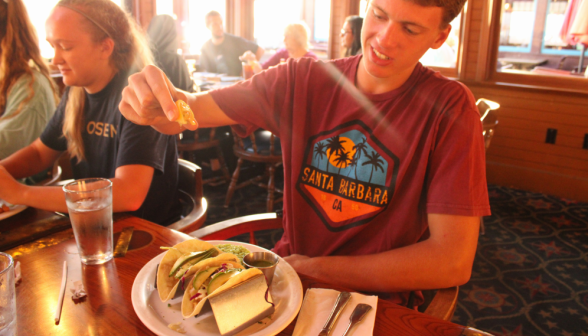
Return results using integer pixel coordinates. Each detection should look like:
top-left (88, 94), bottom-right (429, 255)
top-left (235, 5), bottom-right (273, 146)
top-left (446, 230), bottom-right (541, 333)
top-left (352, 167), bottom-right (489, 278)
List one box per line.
top-left (431, 24), bottom-right (452, 50)
top-left (100, 38), bottom-right (115, 59)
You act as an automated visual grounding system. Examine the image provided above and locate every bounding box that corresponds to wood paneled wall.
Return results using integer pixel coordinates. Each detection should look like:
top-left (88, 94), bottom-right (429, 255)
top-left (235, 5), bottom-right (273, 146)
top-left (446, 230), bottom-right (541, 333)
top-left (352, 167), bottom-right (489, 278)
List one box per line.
top-left (461, 0), bottom-right (588, 201)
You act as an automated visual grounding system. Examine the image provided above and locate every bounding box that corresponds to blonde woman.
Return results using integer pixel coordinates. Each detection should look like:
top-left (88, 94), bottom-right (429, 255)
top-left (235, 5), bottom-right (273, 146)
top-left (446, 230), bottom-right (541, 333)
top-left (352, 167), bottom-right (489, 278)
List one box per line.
top-left (241, 21), bottom-right (318, 74)
top-left (0, 0), bottom-right (179, 225)
top-left (0, 0), bottom-right (58, 159)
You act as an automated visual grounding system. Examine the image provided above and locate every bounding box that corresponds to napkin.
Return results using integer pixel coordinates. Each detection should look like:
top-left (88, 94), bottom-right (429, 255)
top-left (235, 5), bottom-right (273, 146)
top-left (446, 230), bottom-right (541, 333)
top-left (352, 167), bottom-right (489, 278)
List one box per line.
top-left (293, 288), bottom-right (377, 336)
top-left (70, 280), bottom-right (87, 300)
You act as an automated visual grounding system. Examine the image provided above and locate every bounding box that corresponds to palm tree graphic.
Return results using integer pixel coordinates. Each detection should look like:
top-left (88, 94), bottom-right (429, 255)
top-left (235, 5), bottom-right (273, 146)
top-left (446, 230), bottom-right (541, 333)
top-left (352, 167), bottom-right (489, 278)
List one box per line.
top-left (314, 142), bottom-right (327, 170)
top-left (325, 136), bottom-right (346, 173)
top-left (334, 150), bottom-right (352, 174)
top-left (352, 137), bottom-right (369, 179)
top-left (362, 151), bottom-right (384, 183)
top-left (346, 157), bottom-right (358, 177)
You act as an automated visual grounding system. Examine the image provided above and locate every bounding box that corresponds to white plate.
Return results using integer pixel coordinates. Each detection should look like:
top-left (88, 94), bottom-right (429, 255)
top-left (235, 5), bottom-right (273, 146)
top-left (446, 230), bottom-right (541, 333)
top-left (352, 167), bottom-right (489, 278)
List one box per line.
top-left (0, 200), bottom-right (27, 221)
top-left (132, 240), bottom-right (303, 336)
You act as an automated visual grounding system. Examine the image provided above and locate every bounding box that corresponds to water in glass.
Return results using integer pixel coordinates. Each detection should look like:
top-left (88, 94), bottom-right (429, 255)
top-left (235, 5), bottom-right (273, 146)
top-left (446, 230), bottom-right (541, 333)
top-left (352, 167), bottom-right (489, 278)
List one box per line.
top-left (67, 197), bottom-right (113, 265)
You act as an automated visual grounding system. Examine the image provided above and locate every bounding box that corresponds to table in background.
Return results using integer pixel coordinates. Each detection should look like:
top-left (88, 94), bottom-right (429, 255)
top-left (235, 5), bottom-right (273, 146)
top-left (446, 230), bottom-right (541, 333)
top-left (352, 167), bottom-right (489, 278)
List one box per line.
top-left (7, 215), bottom-right (482, 336)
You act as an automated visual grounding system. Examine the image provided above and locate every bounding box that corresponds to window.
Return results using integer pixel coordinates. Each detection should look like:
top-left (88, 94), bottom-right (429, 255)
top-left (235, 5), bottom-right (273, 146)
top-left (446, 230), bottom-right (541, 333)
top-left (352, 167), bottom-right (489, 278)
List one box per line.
top-left (23, 0), bottom-right (123, 60)
top-left (156, 0), bottom-right (174, 17)
top-left (254, 0), bottom-right (330, 60)
top-left (496, 0), bottom-right (586, 76)
top-left (184, 1), bottom-right (226, 54)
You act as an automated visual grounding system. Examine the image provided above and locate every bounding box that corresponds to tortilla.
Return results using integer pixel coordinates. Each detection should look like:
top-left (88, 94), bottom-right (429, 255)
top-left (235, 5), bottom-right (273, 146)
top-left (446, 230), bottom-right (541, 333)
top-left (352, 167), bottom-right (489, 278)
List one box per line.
top-left (156, 239), bottom-right (220, 302)
top-left (181, 267), bottom-right (263, 319)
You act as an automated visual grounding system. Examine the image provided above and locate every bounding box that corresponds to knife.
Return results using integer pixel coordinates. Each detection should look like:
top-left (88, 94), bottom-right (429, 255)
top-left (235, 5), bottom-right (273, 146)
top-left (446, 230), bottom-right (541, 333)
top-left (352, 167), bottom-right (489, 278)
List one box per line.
top-left (113, 226), bottom-right (134, 258)
top-left (318, 291), bottom-right (351, 336)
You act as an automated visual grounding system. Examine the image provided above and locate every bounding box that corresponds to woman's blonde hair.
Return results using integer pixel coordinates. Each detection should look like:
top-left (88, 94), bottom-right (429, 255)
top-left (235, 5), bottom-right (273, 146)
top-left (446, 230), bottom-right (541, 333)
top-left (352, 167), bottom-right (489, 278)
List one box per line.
top-left (0, 0), bottom-right (58, 120)
top-left (284, 21), bottom-right (311, 51)
top-left (56, 0), bottom-right (153, 162)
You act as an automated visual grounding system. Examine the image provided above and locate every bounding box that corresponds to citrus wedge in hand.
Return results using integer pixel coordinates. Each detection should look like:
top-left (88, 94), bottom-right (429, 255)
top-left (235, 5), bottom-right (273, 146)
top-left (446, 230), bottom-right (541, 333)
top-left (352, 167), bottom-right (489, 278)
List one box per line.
top-left (176, 100), bottom-right (196, 126)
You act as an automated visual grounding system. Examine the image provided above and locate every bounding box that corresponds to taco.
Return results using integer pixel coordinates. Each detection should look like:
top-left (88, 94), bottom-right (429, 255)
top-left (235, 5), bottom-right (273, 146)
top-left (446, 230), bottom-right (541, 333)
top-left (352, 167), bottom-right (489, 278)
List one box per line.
top-left (156, 239), bottom-right (222, 302)
top-left (181, 262), bottom-right (263, 318)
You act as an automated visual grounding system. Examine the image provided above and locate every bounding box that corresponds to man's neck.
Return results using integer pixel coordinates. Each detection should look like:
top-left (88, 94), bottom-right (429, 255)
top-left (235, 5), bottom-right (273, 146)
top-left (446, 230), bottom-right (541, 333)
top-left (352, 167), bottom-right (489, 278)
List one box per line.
top-left (356, 58), bottom-right (416, 95)
top-left (211, 34), bottom-right (225, 46)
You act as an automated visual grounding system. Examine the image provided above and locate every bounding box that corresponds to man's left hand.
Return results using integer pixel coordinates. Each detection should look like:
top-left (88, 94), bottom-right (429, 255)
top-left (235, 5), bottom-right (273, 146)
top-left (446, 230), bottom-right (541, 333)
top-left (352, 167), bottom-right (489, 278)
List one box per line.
top-left (283, 254), bottom-right (313, 275)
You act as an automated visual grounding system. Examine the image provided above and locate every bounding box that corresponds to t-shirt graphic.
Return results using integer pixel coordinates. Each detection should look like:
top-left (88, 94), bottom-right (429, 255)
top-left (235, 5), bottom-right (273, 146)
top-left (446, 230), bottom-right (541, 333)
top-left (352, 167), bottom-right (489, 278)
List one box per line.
top-left (296, 120), bottom-right (399, 232)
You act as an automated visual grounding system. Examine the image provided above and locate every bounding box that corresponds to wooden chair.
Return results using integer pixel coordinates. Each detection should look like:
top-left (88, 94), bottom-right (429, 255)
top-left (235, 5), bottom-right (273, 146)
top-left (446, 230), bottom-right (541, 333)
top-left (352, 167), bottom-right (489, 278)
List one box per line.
top-left (176, 128), bottom-right (232, 185)
top-left (476, 98), bottom-right (500, 235)
top-left (476, 98), bottom-right (500, 151)
top-left (167, 159), bottom-right (208, 233)
top-left (191, 212), bottom-right (458, 321)
top-left (34, 160), bottom-right (63, 186)
top-left (224, 129), bottom-right (283, 212)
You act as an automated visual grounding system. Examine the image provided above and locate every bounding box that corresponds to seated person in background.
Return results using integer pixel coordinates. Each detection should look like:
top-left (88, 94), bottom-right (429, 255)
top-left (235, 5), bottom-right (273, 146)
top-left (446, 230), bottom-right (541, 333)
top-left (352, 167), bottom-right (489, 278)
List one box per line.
top-left (0, 0), bottom-right (58, 159)
top-left (199, 10), bottom-right (264, 76)
top-left (0, 0), bottom-right (179, 225)
top-left (120, 0), bottom-right (489, 306)
top-left (240, 21), bottom-right (318, 74)
top-left (147, 14), bottom-right (193, 92)
top-left (340, 15), bottom-right (363, 57)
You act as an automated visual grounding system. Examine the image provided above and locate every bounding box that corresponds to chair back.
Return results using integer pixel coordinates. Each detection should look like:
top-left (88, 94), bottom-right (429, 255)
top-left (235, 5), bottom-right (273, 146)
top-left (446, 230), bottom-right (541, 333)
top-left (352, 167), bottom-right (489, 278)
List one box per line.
top-left (177, 128), bottom-right (224, 152)
top-left (225, 129), bottom-right (284, 212)
top-left (191, 212), bottom-right (282, 246)
top-left (177, 128), bottom-right (232, 185)
top-left (35, 161), bottom-right (63, 186)
top-left (232, 129), bottom-right (282, 163)
top-left (476, 98), bottom-right (500, 150)
top-left (167, 159), bottom-right (208, 233)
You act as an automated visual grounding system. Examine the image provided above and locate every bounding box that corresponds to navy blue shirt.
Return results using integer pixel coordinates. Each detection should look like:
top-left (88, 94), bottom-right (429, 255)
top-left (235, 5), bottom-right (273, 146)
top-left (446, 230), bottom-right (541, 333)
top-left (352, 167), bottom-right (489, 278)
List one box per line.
top-left (41, 72), bottom-right (179, 225)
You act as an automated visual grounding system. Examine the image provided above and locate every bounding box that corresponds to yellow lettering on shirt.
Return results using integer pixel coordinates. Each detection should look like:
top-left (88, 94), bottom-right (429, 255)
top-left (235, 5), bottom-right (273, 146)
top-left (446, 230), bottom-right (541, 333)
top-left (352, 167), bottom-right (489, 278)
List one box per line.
top-left (326, 176), bottom-right (334, 191)
top-left (302, 167), bottom-right (310, 182)
top-left (110, 124), bottom-right (117, 137)
top-left (87, 121), bottom-right (96, 134)
top-left (95, 122), bottom-right (103, 136)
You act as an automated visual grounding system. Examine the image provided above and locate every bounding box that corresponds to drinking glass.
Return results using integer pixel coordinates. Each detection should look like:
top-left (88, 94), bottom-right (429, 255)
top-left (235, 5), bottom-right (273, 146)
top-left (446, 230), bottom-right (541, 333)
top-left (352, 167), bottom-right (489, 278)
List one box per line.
top-left (0, 252), bottom-right (16, 336)
top-left (63, 178), bottom-right (113, 265)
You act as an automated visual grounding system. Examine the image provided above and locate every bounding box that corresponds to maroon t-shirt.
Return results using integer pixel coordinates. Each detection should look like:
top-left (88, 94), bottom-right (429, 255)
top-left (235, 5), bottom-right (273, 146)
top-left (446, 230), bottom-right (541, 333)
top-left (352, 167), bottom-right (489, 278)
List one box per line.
top-left (210, 55), bottom-right (490, 302)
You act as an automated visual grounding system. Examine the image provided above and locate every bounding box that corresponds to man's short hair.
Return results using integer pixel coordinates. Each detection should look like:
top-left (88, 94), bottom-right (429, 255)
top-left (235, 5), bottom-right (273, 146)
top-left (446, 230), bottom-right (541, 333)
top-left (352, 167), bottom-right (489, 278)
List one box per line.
top-left (408, 0), bottom-right (467, 27)
top-left (205, 10), bottom-right (221, 22)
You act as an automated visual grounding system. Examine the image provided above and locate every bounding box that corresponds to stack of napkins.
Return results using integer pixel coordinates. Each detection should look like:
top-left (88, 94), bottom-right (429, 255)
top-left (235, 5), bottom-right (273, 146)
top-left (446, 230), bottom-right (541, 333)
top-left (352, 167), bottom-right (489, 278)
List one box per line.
top-left (293, 288), bottom-right (377, 336)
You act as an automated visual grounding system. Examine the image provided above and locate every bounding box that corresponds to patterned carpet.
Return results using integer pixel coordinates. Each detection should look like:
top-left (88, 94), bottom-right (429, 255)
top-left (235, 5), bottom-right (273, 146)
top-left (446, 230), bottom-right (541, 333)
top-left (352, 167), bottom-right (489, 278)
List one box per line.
top-left (201, 182), bottom-right (588, 336)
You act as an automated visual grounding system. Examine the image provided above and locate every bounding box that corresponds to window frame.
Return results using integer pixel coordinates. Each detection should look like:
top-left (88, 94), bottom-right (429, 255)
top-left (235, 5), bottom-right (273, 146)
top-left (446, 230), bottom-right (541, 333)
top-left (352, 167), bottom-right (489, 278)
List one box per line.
top-left (484, 0), bottom-right (588, 93)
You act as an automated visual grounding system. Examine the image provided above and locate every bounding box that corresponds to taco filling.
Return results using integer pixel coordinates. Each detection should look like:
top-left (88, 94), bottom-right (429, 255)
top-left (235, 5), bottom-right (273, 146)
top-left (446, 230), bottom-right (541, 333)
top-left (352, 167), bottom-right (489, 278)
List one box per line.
top-left (169, 248), bottom-right (219, 279)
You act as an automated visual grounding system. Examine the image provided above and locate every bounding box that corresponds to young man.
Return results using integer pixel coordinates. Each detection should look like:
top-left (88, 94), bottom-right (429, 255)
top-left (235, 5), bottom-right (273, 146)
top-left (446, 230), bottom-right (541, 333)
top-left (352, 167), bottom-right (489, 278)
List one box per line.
top-left (199, 10), bottom-right (265, 76)
top-left (120, 0), bottom-right (490, 306)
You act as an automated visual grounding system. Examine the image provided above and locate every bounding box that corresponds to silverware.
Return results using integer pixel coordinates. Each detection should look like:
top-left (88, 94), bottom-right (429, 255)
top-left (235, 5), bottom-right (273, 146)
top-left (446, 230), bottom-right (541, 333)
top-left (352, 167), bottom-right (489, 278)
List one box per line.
top-left (341, 303), bottom-right (372, 336)
top-left (318, 291), bottom-right (351, 336)
top-left (113, 226), bottom-right (134, 258)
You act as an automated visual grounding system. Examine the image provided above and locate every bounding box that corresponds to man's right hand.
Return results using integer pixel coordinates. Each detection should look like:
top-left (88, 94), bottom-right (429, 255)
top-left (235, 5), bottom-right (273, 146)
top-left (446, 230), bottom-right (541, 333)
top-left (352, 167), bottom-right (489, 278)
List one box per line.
top-left (120, 65), bottom-right (197, 135)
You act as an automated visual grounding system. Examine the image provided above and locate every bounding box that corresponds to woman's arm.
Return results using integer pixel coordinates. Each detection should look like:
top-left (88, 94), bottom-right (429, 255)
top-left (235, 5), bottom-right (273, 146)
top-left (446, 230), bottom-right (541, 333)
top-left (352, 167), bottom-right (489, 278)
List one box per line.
top-left (0, 163), bottom-right (155, 213)
top-left (1, 139), bottom-right (62, 179)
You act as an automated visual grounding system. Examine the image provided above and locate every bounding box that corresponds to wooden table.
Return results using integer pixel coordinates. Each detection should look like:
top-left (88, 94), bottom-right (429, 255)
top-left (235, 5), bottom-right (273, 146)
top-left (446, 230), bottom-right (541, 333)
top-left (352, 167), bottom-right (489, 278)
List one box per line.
top-left (5, 215), bottom-right (485, 336)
